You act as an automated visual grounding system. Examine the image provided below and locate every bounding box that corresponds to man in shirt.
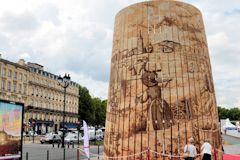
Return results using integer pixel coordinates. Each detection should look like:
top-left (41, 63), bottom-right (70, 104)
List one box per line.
top-left (201, 139), bottom-right (212, 160)
top-left (184, 137), bottom-right (197, 160)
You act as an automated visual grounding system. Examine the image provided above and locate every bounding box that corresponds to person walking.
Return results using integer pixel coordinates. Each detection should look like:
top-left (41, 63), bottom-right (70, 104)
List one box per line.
top-left (201, 139), bottom-right (212, 160)
top-left (184, 137), bottom-right (197, 160)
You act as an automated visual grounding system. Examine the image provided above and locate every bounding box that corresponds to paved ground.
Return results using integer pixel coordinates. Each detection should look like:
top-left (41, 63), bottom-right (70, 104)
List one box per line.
top-left (22, 134), bottom-right (240, 160)
top-left (222, 135), bottom-right (240, 155)
top-left (223, 134), bottom-right (240, 145)
top-left (23, 143), bottom-right (103, 160)
top-left (225, 130), bottom-right (240, 138)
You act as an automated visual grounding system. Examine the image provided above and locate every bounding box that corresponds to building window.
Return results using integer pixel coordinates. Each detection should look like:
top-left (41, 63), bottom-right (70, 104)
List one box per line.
top-left (18, 84), bottom-right (22, 93)
top-left (23, 84), bottom-right (27, 94)
top-left (32, 87), bottom-right (34, 95)
top-left (1, 80), bottom-right (5, 90)
top-left (24, 74), bottom-right (27, 81)
top-left (19, 73), bottom-right (22, 80)
top-left (14, 71), bottom-right (17, 79)
top-left (40, 89), bottom-right (42, 97)
top-left (7, 81), bottom-right (11, 91)
top-left (31, 99), bottom-right (34, 106)
top-left (2, 68), bottom-right (6, 76)
top-left (8, 70), bottom-right (12, 77)
top-left (13, 82), bottom-right (17, 92)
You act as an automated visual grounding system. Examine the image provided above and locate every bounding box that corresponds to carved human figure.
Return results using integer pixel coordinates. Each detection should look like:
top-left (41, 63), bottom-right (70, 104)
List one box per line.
top-left (136, 61), bottom-right (173, 130)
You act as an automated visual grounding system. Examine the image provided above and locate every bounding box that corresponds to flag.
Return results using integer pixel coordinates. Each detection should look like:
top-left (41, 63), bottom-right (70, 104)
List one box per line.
top-left (83, 120), bottom-right (90, 158)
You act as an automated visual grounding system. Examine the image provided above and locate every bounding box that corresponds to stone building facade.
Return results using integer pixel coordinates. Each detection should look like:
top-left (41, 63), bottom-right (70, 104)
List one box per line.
top-left (0, 55), bottom-right (79, 134)
top-left (0, 57), bottom-right (29, 106)
top-left (104, 0), bottom-right (222, 159)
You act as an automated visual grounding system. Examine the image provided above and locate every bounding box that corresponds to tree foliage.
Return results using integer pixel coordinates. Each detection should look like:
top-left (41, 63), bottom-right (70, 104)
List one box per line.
top-left (92, 98), bottom-right (107, 126)
top-left (218, 106), bottom-right (240, 120)
top-left (78, 86), bottom-right (95, 125)
top-left (78, 85), bottom-right (107, 126)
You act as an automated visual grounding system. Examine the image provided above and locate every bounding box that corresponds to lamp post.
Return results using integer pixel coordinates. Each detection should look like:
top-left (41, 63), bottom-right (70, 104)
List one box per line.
top-left (76, 120), bottom-right (80, 147)
top-left (32, 119), bottom-right (35, 144)
top-left (57, 73), bottom-right (71, 148)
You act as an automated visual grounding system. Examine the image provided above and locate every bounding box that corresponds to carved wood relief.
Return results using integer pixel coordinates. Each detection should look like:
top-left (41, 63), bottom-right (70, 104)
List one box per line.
top-left (104, 1), bottom-right (222, 159)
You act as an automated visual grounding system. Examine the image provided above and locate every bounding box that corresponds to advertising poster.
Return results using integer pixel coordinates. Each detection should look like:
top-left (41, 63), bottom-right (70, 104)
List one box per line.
top-left (0, 100), bottom-right (23, 160)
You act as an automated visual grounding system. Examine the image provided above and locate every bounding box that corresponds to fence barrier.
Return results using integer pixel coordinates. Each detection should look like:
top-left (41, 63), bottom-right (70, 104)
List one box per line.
top-left (47, 150), bottom-right (49, 160)
top-left (26, 152), bottom-right (28, 160)
top-left (23, 144), bottom-right (226, 160)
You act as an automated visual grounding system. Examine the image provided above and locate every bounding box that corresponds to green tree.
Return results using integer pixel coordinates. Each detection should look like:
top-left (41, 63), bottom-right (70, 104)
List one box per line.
top-left (218, 106), bottom-right (229, 119)
top-left (218, 106), bottom-right (240, 120)
top-left (92, 97), bottom-right (107, 126)
top-left (78, 86), bottom-right (95, 125)
top-left (228, 108), bottom-right (240, 120)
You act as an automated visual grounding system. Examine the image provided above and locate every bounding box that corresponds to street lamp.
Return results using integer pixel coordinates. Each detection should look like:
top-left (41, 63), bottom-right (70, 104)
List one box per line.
top-left (32, 119), bottom-right (36, 144)
top-left (76, 120), bottom-right (80, 147)
top-left (57, 73), bottom-right (71, 148)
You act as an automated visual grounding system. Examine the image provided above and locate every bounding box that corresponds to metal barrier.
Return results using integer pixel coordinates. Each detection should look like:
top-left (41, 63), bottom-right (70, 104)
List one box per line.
top-left (23, 144), bottom-right (104, 160)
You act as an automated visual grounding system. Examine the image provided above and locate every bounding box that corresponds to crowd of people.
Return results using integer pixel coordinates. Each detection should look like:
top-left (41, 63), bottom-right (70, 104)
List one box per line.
top-left (184, 138), bottom-right (213, 160)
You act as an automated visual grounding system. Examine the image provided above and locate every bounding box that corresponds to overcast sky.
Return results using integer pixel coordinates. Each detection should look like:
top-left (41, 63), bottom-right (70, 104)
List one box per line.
top-left (0, 0), bottom-right (239, 108)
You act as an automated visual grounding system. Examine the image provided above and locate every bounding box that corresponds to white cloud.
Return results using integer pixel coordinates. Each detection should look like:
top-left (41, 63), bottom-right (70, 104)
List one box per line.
top-left (19, 52), bottom-right (30, 59)
top-left (0, 0), bottom-right (239, 107)
top-left (208, 32), bottom-right (229, 50)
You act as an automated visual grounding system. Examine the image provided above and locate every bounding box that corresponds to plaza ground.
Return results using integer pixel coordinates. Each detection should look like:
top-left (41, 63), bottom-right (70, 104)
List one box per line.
top-left (23, 143), bottom-right (103, 160)
top-left (22, 132), bottom-right (240, 160)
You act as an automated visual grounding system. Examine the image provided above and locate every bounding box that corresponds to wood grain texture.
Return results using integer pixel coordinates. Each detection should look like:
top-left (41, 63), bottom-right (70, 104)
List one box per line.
top-left (104, 1), bottom-right (222, 159)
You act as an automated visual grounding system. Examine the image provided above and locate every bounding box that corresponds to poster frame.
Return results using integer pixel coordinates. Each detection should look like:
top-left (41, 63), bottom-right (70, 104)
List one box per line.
top-left (0, 99), bottom-right (24, 160)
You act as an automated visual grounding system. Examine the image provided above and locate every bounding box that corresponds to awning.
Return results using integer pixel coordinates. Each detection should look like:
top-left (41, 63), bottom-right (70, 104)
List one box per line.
top-left (36, 120), bottom-right (54, 125)
top-left (60, 122), bottom-right (77, 128)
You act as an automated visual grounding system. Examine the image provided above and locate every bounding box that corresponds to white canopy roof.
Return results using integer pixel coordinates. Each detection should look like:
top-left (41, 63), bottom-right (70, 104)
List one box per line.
top-left (223, 118), bottom-right (237, 130)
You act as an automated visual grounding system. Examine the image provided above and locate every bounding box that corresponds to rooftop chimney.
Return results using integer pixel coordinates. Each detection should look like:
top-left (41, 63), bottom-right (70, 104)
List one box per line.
top-left (18, 59), bottom-right (25, 66)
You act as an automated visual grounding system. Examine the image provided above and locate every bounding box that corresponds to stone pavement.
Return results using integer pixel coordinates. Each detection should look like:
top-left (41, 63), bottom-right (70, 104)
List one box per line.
top-left (225, 130), bottom-right (240, 138)
top-left (23, 143), bottom-right (103, 160)
top-left (222, 134), bottom-right (240, 155)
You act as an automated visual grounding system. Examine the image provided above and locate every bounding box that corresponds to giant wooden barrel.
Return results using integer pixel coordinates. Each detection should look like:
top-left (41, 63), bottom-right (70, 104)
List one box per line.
top-left (104, 0), bottom-right (222, 159)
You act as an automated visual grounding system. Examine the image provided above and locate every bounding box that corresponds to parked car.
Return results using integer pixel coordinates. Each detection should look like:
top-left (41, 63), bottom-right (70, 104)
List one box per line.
top-left (80, 126), bottom-right (96, 141)
top-left (25, 131), bottom-right (38, 137)
top-left (95, 129), bottom-right (103, 140)
top-left (40, 134), bottom-right (61, 144)
top-left (237, 126), bottom-right (240, 132)
top-left (88, 129), bottom-right (96, 141)
top-left (64, 133), bottom-right (82, 144)
top-left (57, 131), bottom-right (63, 137)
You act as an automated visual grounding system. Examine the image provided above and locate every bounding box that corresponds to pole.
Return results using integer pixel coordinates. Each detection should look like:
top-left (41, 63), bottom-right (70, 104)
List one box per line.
top-left (170, 120), bottom-right (172, 160)
top-left (63, 148), bottom-right (66, 160)
top-left (77, 148), bottom-right (80, 160)
top-left (98, 144), bottom-right (100, 160)
top-left (62, 86), bottom-right (66, 148)
top-left (26, 152), bottom-right (28, 160)
top-left (147, 147), bottom-right (150, 160)
top-left (33, 124), bottom-right (35, 144)
top-left (47, 150), bottom-right (49, 160)
top-left (78, 130), bottom-right (80, 147)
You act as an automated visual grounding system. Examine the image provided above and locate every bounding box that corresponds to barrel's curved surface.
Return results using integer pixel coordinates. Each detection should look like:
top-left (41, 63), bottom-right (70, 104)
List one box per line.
top-left (104, 0), bottom-right (222, 159)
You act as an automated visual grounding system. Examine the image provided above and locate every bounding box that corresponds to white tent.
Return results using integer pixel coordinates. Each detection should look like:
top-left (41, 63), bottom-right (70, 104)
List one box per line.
top-left (222, 118), bottom-right (237, 130)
